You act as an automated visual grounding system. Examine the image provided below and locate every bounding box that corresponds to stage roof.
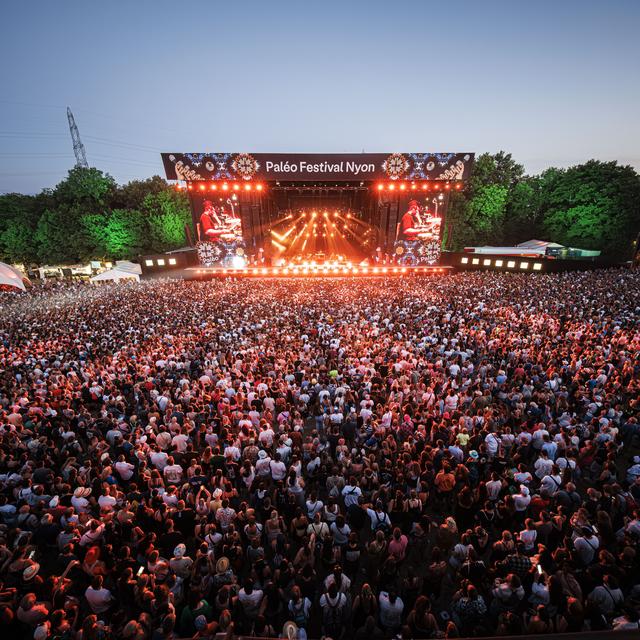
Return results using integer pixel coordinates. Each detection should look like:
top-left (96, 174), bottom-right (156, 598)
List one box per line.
top-left (161, 152), bottom-right (474, 183)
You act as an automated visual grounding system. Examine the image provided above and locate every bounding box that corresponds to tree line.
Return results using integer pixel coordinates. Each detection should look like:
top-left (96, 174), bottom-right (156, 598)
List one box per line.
top-left (0, 168), bottom-right (191, 265)
top-left (1, 154), bottom-right (639, 266)
top-left (444, 153), bottom-right (640, 258)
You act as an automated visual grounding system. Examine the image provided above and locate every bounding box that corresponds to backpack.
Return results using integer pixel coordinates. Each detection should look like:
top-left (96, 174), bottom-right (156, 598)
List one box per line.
top-left (374, 511), bottom-right (390, 533)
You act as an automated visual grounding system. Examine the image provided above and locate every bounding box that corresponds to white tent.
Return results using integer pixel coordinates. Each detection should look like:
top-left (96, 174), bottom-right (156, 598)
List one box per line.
top-left (0, 262), bottom-right (30, 292)
top-left (90, 268), bottom-right (140, 283)
top-left (114, 260), bottom-right (142, 274)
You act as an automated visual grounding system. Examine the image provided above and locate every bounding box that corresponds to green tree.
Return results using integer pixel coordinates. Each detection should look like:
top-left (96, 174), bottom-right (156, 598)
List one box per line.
top-left (34, 207), bottom-right (94, 264)
top-left (112, 176), bottom-right (168, 210)
top-left (53, 166), bottom-right (116, 211)
top-left (539, 161), bottom-right (640, 257)
top-left (83, 209), bottom-right (146, 260)
top-left (1, 219), bottom-right (39, 264)
top-left (143, 190), bottom-right (190, 252)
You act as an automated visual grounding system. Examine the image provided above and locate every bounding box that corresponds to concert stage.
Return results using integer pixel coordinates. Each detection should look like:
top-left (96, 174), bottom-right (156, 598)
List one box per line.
top-left (157, 152), bottom-right (475, 273)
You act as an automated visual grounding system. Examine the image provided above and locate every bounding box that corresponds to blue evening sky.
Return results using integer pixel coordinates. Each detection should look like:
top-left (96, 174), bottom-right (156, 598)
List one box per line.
top-left (1, 0), bottom-right (639, 193)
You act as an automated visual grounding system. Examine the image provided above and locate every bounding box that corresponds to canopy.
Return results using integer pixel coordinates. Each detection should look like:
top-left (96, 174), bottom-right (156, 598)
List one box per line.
top-left (0, 262), bottom-right (30, 292)
top-left (517, 239), bottom-right (564, 249)
top-left (90, 268), bottom-right (140, 283)
top-left (114, 260), bottom-right (142, 274)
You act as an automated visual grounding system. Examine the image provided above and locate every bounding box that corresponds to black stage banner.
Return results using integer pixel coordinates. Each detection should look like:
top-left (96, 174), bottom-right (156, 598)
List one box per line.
top-left (161, 152), bottom-right (474, 182)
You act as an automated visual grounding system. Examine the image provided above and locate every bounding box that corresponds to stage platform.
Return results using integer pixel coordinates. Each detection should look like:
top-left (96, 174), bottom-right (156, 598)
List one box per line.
top-left (183, 264), bottom-right (453, 279)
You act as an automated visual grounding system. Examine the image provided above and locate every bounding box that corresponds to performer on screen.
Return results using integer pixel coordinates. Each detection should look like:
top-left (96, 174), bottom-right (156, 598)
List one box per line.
top-left (200, 201), bottom-right (223, 240)
top-left (401, 200), bottom-right (422, 241)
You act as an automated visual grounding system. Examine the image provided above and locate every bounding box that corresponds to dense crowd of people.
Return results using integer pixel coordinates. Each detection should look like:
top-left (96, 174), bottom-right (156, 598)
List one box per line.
top-left (0, 269), bottom-right (639, 640)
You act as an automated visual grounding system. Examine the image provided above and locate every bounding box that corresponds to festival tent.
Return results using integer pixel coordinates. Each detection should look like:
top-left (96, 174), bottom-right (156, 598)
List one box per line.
top-left (90, 268), bottom-right (140, 283)
top-left (0, 262), bottom-right (30, 292)
top-left (113, 260), bottom-right (142, 274)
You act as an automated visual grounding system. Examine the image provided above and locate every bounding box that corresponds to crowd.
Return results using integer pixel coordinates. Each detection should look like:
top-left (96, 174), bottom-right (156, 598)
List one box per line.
top-left (0, 269), bottom-right (639, 640)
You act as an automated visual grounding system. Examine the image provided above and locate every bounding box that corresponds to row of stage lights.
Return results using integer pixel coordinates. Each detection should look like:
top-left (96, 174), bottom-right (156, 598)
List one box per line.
top-left (195, 265), bottom-right (449, 276)
top-left (175, 181), bottom-right (463, 193)
top-left (377, 181), bottom-right (463, 192)
top-left (177, 183), bottom-right (265, 193)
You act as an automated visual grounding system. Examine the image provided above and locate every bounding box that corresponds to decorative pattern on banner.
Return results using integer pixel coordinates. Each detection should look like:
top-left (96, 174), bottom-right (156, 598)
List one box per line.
top-left (161, 152), bottom-right (474, 182)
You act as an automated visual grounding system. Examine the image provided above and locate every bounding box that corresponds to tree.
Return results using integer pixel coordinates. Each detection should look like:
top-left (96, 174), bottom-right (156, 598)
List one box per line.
top-left (143, 190), bottom-right (191, 252)
top-left (83, 209), bottom-right (146, 260)
top-left (1, 219), bottom-right (39, 264)
top-left (539, 161), bottom-right (640, 257)
top-left (34, 207), bottom-right (93, 264)
top-left (112, 175), bottom-right (168, 210)
top-left (53, 167), bottom-right (116, 211)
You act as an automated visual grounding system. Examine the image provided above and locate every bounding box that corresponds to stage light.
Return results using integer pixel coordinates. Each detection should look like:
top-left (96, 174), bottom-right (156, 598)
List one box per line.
top-left (373, 267), bottom-right (379, 273)
top-left (495, 260), bottom-right (504, 267)
top-left (472, 258), bottom-right (479, 265)
top-left (283, 268), bottom-right (289, 274)
top-left (399, 183), bottom-right (406, 191)
top-left (144, 259), bottom-right (153, 267)
top-left (533, 263), bottom-right (542, 271)
top-left (461, 257), bottom-right (469, 265)
top-left (411, 184), bottom-right (417, 190)
top-left (231, 255), bottom-right (247, 269)
top-left (188, 184), bottom-right (193, 191)
top-left (252, 268), bottom-right (259, 275)
top-left (434, 184), bottom-right (441, 190)
top-left (445, 183), bottom-right (451, 190)
top-left (157, 259), bottom-right (166, 266)
top-left (483, 259), bottom-right (491, 266)
top-left (377, 184), bottom-right (384, 191)
top-left (362, 267), bottom-right (369, 273)
top-left (401, 267), bottom-right (407, 273)
top-left (422, 184), bottom-right (428, 191)
top-left (199, 184), bottom-right (206, 191)
top-left (256, 184), bottom-right (264, 191)
top-left (456, 183), bottom-right (463, 190)
top-left (393, 267), bottom-right (399, 273)
top-left (382, 267), bottom-right (388, 273)
top-left (520, 262), bottom-right (529, 270)
top-left (507, 260), bottom-right (516, 268)
top-left (244, 184), bottom-right (252, 191)
top-left (168, 258), bottom-right (177, 266)
top-left (388, 183), bottom-right (396, 191)
top-left (233, 184), bottom-right (240, 191)
top-left (210, 184), bottom-right (217, 191)
top-left (261, 268), bottom-right (268, 275)
top-left (222, 183), bottom-right (229, 191)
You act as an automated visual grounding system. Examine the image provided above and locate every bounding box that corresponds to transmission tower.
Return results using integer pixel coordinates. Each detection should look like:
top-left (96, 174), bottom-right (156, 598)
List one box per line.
top-left (66, 107), bottom-right (88, 168)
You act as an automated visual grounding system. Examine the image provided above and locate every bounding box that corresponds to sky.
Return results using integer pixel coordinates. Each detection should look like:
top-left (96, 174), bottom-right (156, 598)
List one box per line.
top-left (1, 0), bottom-right (639, 194)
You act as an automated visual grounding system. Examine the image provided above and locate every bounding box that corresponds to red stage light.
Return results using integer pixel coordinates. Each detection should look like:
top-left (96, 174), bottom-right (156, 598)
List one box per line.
top-left (233, 184), bottom-right (240, 191)
top-left (222, 183), bottom-right (229, 191)
top-left (411, 184), bottom-right (417, 190)
top-left (445, 183), bottom-right (451, 190)
top-left (256, 184), bottom-right (264, 191)
top-left (199, 184), bottom-right (206, 191)
top-left (388, 183), bottom-right (396, 191)
top-left (399, 183), bottom-right (406, 191)
top-left (210, 184), bottom-right (217, 191)
top-left (187, 184), bottom-right (193, 191)
top-left (377, 184), bottom-right (384, 191)
top-left (435, 184), bottom-right (441, 190)
top-left (456, 182), bottom-right (462, 190)
top-left (422, 184), bottom-right (428, 191)
top-left (244, 184), bottom-right (252, 191)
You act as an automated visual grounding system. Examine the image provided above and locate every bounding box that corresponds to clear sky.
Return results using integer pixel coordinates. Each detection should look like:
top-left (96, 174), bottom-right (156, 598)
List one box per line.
top-left (1, 0), bottom-right (639, 194)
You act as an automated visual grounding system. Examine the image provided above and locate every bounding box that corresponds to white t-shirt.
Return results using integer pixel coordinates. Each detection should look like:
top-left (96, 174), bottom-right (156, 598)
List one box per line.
top-left (85, 586), bottom-right (112, 613)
